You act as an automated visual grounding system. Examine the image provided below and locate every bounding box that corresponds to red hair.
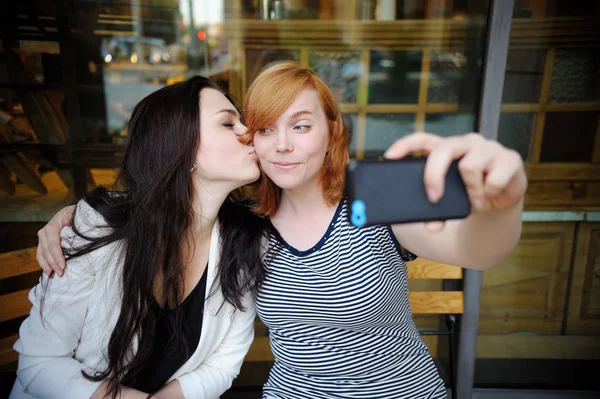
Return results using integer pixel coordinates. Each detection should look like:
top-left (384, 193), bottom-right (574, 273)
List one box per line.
top-left (244, 61), bottom-right (350, 216)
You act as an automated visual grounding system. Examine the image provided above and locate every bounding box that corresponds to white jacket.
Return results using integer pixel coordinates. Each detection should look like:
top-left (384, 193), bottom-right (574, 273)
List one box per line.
top-left (10, 200), bottom-right (256, 399)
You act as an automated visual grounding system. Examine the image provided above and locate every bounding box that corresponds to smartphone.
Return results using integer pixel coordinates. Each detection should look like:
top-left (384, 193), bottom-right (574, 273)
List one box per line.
top-left (345, 157), bottom-right (471, 227)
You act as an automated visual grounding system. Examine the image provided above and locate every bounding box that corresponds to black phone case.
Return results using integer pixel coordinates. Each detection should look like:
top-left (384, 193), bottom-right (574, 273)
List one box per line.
top-left (345, 157), bottom-right (471, 227)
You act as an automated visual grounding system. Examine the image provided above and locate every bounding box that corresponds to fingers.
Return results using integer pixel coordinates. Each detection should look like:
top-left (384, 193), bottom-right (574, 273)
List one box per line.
top-left (36, 224), bottom-right (66, 277)
top-left (457, 143), bottom-right (501, 210)
top-left (36, 241), bottom-right (54, 277)
top-left (423, 134), bottom-right (482, 202)
top-left (423, 144), bottom-right (464, 202)
top-left (60, 205), bottom-right (76, 227)
top-left (383, 132), bottom-right (442, 160)
top-left (35, 205), bottom-right (77, 277)
top-left (484, 150), bottom-right (522, 198)
top-left (387, 131), bottom-right (525, 213)
top-left (48, 235), bottom-right (66, 274)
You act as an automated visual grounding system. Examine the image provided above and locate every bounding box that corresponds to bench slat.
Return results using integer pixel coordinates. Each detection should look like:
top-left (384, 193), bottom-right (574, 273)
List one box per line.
top-left (0, 334), bottom-right (19, 367)
top-left (0, 289), bottom-right (32, 323)
top-left (407, 258), bottom-right (462, 279)
top-left (0, 247), bottom-right (39, 280)
top-left (409, 291), bottom-right (464, 314)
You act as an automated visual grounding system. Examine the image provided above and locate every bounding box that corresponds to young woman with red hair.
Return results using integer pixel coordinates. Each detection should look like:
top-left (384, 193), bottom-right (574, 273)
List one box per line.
top-left (242, 61), bottom-right (526, 399)
top-left (37, 62), bottom-right (527, 399)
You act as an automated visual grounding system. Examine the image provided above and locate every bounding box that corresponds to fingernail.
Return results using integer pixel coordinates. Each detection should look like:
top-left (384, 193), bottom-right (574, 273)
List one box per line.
top-left (427, 188), bottom-right (440, 203)
top-left (473, 197), bottom-right (484, 210)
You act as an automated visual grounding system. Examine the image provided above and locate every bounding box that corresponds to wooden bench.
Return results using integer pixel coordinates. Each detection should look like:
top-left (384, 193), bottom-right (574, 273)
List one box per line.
top-left (0, 247), bottom-right (39, 369)
top-left (0, 248), bottom-right (464, 397)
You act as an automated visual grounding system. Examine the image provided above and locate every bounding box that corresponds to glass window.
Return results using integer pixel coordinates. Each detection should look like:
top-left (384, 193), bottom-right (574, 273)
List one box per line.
top-left (365, 114), bottom-right (415, 158)
top-left (502, 50), bottom-right (546, 103)
top-left (309, 50), bottom-right (360, 104)
top-left (540, 111), bottom-right (599, 163)
top-left (428, 50), bottom-right (468, 104)
top-left (549, 48), bottom-right (600, 103)
top-left (497, 113), bottom-right (535, 161)
top-left (368, 50), bottom-right (422, 104)
top-left (425, 113), bottom-right (475, 137)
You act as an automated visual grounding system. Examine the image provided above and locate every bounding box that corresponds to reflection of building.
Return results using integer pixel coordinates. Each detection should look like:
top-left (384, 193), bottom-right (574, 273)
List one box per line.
top-left (1, 0), bottom-right (599, 397)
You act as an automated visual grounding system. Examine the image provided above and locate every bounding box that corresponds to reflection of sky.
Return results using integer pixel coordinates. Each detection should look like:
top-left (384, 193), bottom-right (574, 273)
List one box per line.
top-left (179, 0), bottom-right (223, 26)
top-left (105, 80), bottom-right (162, 133)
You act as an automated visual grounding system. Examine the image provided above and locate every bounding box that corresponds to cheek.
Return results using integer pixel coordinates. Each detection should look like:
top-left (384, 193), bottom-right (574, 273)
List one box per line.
top-left (197, 137), bottom-right (235, 165)
top-left (253, 135), bottom-right (269, 157)
top-left (303, 132), bottom-right (328, 158)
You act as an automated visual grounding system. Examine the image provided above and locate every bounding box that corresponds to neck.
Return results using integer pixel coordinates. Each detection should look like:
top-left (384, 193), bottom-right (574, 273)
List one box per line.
top-left (189, 181), bottom-right (230, 243)
top-left (278, 177), bottom-right (331, 218)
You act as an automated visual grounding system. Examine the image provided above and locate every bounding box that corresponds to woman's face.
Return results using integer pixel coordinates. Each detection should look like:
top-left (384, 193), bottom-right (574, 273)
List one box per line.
top-left (252, 88), bottom-right (329, 191)
top-left (195, 88), bottom-right (259, 188)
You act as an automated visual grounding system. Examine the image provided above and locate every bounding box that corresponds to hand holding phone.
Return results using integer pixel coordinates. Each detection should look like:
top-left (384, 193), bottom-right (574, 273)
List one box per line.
top-left (345, 157), bottom-right (471, 228)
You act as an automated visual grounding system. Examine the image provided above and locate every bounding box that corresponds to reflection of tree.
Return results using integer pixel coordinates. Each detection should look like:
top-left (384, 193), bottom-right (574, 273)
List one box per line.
top-left (309, 51), bottom-right (360, 103)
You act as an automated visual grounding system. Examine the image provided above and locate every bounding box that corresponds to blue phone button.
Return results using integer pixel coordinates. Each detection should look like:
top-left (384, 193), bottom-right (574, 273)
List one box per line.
top-left (351, 199), bottom-right (366, 227)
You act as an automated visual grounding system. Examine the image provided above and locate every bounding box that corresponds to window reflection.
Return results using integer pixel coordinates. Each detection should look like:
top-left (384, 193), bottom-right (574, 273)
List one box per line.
top-left (0, 0), bottom-right (485, 214)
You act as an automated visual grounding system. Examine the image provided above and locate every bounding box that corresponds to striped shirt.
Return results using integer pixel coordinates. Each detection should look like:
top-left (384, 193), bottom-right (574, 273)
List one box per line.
top-left (256, 198), bottom-right (447, 399)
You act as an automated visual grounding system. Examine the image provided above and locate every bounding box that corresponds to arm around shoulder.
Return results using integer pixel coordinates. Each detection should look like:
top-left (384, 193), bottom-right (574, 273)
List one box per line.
top-left (13, 200), bottom-right (109, 398)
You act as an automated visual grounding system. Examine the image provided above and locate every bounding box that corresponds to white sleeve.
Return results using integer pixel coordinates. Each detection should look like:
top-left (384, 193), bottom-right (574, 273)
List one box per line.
top-left (176, 294), bottom-right (256, 399)
top-left (13, 200), bottom-right (107, 398)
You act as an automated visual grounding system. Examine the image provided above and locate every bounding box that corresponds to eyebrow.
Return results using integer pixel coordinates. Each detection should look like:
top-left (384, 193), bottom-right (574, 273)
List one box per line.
top-left (289, 110), bottom-right (313, 119)
top-left (215, 109), bottom-right (239, 117)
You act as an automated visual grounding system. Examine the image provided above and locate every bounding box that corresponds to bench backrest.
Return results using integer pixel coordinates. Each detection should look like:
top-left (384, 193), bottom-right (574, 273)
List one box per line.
top-left (407, 257), bottom-right (464, 314)
top-left (0, 248), bottom-right (464, 366)
top-left (0, 247), bottom-right (38, 367)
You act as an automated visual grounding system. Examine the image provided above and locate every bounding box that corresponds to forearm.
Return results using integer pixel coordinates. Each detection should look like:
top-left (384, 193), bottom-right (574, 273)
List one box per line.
top-left (153, 379), bottom-right (184, 399)
top-left (117, 387), bottom-right (149, 399)
top-left (455, 197), bottom-right (524, 270)
top-left (91, 382), bottom-right (149, 399)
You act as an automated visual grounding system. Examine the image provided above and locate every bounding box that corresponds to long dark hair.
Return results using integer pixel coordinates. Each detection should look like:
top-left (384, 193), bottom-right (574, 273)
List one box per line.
top-left (61, 77), bottom-right (267, 397)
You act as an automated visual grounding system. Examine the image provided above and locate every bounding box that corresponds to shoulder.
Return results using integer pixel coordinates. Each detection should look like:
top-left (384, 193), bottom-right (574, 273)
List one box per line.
top-left (60, 199), bottom-right (118, 265)
top-left (62, 199), bottom-right (111, 240)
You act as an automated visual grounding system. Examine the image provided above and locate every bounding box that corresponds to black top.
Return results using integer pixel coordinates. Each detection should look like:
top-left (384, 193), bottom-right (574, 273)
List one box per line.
top-left (130, 267), bottom-right (208, 392)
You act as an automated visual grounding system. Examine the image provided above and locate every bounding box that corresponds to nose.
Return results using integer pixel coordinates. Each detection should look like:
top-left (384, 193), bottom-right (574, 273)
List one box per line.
top-left (275, 130), bottom-right (292, 153)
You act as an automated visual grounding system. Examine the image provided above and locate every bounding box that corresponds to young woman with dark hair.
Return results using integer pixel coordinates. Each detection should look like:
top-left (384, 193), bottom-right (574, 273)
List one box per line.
top-left (11, 76), bottom-right (268, 399)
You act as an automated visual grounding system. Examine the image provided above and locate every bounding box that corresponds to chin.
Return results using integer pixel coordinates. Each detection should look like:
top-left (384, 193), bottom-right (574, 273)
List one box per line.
top-left (268, 176), bottom-right (302, 190)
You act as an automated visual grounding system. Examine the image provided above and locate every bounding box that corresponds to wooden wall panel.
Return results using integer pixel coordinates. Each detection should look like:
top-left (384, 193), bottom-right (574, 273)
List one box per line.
top-left (566, 222), bottom-right (600, 335)
top-left (478, 222), bottom-right (575, 334)
top-left (525, 181), bottom-right (600, 210)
